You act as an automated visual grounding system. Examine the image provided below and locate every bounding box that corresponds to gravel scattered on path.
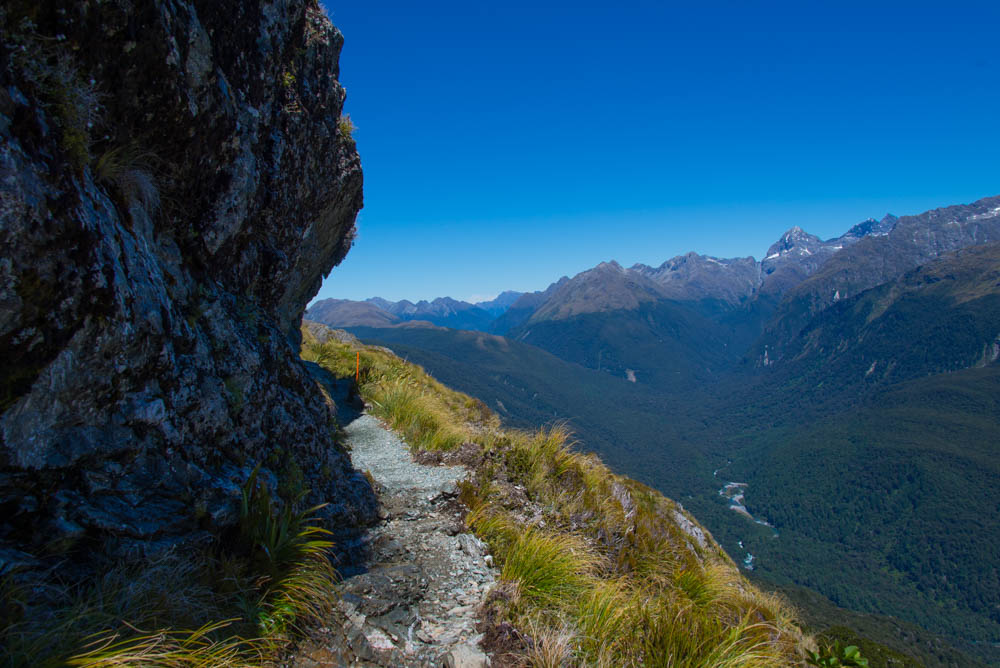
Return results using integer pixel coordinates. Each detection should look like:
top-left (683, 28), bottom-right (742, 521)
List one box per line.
top-left (290, 413), bottom-right (495, 668)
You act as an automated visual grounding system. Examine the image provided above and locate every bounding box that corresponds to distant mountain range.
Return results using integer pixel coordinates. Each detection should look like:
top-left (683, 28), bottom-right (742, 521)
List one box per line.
top-left (308, 211), bottom-right (904, 337)
top-left (310, 196), bottom-right (1000, 391)
top-left (308, 204), bottom-right (953, 389)
top-left (309, 291), bottom-right (525, 332)
top-left (307, 194), bottom-right (1000, 666)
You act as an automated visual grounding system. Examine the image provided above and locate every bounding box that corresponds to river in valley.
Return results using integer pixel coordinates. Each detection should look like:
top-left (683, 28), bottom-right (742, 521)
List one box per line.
top-left (713, 462), bottom-right (778, 570)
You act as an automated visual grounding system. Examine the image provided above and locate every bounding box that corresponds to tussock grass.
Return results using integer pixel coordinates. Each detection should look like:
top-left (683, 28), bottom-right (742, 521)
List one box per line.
top-left (303, 336), bottom-right (496, 452)
top-left (304, 332), bottom-right (809, 666)
top-left (500, 529), bottom-right (597, 610)
top-left (523, 621), bottom-right (574, 668)
top-left (2, 471), bottom-right (340, 667)
top-left (66, 621), bottom-right (261, 667)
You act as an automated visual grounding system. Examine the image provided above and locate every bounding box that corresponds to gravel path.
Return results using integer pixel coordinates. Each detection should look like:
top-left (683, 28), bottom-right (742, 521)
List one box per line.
top-left (346, 415), bottom-right (464, 498)
top-left (291, 412), bottom-right (496, 668)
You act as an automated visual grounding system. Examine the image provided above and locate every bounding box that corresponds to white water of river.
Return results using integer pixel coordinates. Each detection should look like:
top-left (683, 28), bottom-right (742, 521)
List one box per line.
top-left (713, 463), bottom-right (778, 570)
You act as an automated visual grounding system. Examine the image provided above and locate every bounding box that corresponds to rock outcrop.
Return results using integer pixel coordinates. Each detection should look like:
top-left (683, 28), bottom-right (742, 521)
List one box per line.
top-left (0, 0), bottom-right (375, 560)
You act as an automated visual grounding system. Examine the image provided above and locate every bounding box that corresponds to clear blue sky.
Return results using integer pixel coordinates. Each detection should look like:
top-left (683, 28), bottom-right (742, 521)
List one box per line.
top-left (315, 1), bottom-right (999, 304)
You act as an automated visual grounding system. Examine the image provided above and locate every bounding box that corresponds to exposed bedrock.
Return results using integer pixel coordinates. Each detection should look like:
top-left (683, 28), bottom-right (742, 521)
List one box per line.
top-left (0, 0), bottom-right (374, 560)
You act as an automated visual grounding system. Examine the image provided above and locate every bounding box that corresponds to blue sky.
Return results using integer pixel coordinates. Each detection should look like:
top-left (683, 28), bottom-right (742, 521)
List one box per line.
top-left (315, 1), bottom-right (999, 303)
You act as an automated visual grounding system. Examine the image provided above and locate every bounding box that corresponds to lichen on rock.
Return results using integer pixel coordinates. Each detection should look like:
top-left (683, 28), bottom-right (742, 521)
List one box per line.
top-left (0, 0), bottom-right (374, 560)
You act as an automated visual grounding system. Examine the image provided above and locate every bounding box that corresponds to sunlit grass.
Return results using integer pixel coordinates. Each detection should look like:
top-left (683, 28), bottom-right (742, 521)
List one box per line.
top-left (304, 332), bottom-right (808, 666)
top-left (500, 529), bottom-right (597, 610)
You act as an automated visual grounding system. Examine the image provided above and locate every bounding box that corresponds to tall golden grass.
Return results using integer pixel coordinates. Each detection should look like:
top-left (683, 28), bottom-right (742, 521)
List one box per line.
top-left (303, 334), bottom-right (809, 666)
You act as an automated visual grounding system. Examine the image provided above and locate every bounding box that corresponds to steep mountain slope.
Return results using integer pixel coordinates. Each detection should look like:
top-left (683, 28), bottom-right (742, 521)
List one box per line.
top-left (759, 226), bottom-right (854, 295)
top-left (489, 277), bottom-right (570, 334)
top-left (341, 324), bottom-right (715, 494)
top-left (307, 298), bottom-right (402, 327)
top-left (527, 260), bottom-right (669, 321)
top-left (756, 195), bottom-right (1000, 361)
top-left (773, 242), bottom-right (1000, 400)
top-left (339, 321), bottom-right (988, 667)
top-left (514, 301), bottom-right (737, 389)
top-left (683, 245), bottom-right (1000, 662)
top-left (303, 327), bottom-right (810, 667)
top-left (632, 253), bottom-right (760, 303)
top-left (508, 262), bottom-right (756, 389)
top-left (726, 364), bottom-right (1000, 659)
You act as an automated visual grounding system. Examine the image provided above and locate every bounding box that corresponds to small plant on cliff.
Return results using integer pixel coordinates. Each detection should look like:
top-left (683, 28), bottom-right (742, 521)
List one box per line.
top-left (338, 114), bottom-right (357, 141)
top-left (238, 467), bottom-right (333, 581)
top-left (6, 17), bottom-right (101, 169)
top-left (95, 144), bottom-right (161, 222)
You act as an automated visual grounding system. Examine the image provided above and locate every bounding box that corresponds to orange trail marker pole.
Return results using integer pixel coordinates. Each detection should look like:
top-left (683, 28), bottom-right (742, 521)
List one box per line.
top-left (356, 352), bottom-right (360, 382)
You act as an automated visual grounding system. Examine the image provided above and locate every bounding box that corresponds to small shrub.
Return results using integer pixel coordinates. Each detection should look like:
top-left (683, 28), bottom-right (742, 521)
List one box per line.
top-left (807, 642), bottom-right (870, 667)
top-left (337, 114), bottom-right (356, 141)
top-left (95, 144), bottom-right (160, 222)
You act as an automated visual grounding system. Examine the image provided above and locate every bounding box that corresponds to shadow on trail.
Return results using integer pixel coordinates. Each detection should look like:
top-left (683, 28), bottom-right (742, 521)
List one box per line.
top-left (302, 360), bottom-right (365, 427)
top-left (302, 359), bottom-right (374, 577)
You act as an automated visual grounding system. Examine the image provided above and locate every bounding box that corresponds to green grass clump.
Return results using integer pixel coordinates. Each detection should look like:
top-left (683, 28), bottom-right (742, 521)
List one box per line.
top-left (1, 468), bottom-right (339, 667)
top-left (237, 467), bottom-right (338, 636)
top-left (499, 528), bottom-right (596, 609)
top-left (303, 333), bottom-right (494, 452)
top-left (303, 329), bottom-right (810, 666)
top-left (337, 114), bottom-right (357, 141)
top-left (66, 621), bottom-right (260, 667)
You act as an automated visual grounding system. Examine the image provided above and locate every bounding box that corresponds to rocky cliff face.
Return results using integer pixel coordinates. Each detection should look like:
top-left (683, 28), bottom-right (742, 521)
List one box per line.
top-left (0, 1), bottom-right (374, 561)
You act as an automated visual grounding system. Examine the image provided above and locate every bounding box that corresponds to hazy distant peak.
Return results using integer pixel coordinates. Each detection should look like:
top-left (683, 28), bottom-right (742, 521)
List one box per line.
top-left (475, 290), bottom-right (525, 317)
top-left (476, 290), bottom-right (523, 308)
top-left (594, 260), bottom-right (625, 272)
top-left (630, 252), bottom-right (760, 303)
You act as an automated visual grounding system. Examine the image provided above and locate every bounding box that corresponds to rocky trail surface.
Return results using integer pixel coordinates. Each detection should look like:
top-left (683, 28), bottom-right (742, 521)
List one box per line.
top-left (289, 381), bottom-right (495, 667)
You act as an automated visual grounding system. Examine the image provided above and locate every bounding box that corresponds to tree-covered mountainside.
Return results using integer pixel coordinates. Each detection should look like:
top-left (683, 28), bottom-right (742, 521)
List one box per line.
top-left (341, 322), bottom-right (988, 667)
top-left (511, 301), bottom-right (740, 389)
top-left (724, 364), bottom-right (1000, 660)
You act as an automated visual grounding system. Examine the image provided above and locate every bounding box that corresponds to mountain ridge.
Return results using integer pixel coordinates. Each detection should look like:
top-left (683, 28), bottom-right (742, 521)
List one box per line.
top-left (309, 205), bottom-right (917, 335)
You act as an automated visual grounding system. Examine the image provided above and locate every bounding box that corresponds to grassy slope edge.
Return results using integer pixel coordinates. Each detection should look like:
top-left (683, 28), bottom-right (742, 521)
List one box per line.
top-left (302, 327), bottom-right (813, 667)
